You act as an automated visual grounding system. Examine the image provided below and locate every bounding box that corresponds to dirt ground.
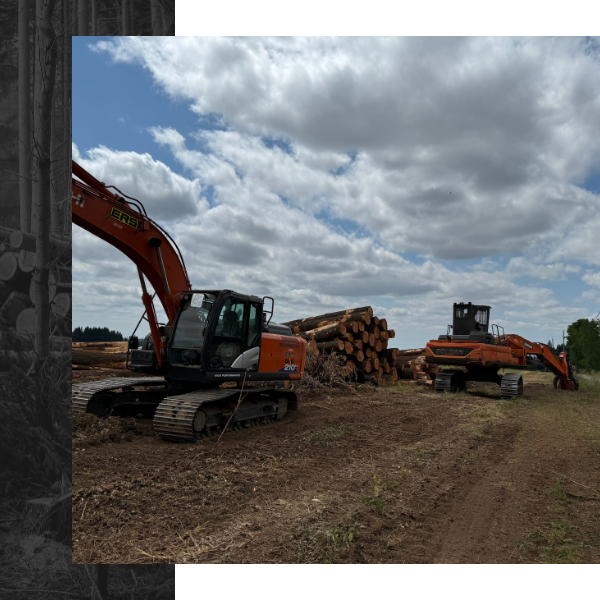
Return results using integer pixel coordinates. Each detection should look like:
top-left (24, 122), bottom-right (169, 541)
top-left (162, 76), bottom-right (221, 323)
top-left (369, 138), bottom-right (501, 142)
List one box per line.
top-left (72, 370), bottom-right (600, 564)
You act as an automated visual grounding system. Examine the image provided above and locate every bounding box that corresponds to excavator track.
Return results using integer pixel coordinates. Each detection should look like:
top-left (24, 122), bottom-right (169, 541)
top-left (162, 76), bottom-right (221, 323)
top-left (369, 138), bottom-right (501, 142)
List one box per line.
top-left (500, 372), bottom-right (523, 400)
top-left (72, 377), bottom-right (168, 416)
top-left (435, 370), bottom-right (467, 393)
top-left (153, 387), bottom-right (298, 442)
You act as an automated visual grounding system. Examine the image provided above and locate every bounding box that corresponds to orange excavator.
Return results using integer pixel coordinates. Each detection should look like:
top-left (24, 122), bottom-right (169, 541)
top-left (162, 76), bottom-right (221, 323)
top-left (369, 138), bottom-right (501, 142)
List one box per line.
top-left (425, 302), bottom-right (578, 399)
top-left (71, 160), bottom-right (306, 442)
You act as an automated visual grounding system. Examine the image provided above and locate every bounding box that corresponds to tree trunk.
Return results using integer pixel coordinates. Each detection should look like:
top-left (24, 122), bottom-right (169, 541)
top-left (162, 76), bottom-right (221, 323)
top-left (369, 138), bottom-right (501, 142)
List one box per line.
top-left (122, 0), bottom-right (129, 34)
top-left (283, 306), bottom-right (372, 330)
top-left (315, 340), bottom-right (344, 352)
top-left (150, 0), bottom-right (160, 34)
top-left (379, 348), bottom-right (399, 361)
top-left (90, 0), bottom-right (96, 34)
top-left (298, 321), bottom-right (347, 343)
top-left (32, 0), bottom-right (58, 360)
top-left (78, 0), bottom-right (88, 34)
top-left (97, 564), bottom-right (109, 599)
top-left (358, 360), bottom-right (372, 373)
top-left (31, 0), bottom-right (38, 228)
top-left (160, 4), bottom-right (166, 35)
top-left (18, 0), bottom-right (32, 233)
top-left (63, 0), bottom-right (71, 232)
top-left (346, 320), bottom-right (359, 334)
top-left (49, 10), bottom-right (61, 235)
top-left (353, 349), bottom-right (364, 363)
top-left (287, 316), bottom-right (333, 333)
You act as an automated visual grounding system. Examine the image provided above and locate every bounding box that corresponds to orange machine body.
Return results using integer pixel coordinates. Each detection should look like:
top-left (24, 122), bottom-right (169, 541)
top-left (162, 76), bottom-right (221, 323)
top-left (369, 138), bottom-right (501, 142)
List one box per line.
top-left (258, 333), bottom-right (307, 380)
top-left (426, 335), bottom-right (575, 390)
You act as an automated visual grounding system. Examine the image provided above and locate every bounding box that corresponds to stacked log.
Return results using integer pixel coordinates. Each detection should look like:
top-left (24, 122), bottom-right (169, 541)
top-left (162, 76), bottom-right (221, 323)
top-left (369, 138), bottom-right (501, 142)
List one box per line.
top-left (0, 228), bottom-right (71, 345)
top-left (389, 348), bottom-right (439, 383)
top-left (283, 306), bottom-right (397, 384)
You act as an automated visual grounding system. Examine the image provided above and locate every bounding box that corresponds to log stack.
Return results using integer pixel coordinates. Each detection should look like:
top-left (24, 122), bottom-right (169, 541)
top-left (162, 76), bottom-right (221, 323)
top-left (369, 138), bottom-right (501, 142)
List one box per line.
top-left (282, 306), bottom-right (398, 384)
top-left (388, 348), bottom-right (439, 383)
top-left (0, 228), bottom-right (71, 345)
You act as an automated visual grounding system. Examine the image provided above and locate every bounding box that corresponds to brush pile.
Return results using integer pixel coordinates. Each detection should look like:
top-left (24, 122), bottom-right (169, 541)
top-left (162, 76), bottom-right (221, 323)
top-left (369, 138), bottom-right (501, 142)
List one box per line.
top-left (283, 306), bottom-right (398, 384)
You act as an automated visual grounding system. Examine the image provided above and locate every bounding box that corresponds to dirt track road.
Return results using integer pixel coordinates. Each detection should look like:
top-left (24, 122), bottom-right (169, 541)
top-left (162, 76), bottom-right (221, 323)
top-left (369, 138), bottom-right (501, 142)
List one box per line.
top-left (72, 372), bottom-right (600, 564)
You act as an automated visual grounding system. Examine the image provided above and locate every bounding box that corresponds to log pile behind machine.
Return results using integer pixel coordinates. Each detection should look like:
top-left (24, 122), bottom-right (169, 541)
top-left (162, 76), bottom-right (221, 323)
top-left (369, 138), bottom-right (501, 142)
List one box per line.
top-left (390, 348), bottom-right (439, 384)
top-left (282, 306), bottom-right (399, 383)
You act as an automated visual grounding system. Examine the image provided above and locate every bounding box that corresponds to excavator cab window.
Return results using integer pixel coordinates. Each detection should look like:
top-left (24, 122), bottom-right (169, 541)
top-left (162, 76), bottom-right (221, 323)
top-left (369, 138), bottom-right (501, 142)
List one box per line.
top-left (172, 294), bottom-right (213, 348)
top-left (212, 298), bottom-right (247, 367)
top-left (170, 293), bottom-right (214, 366)
top-left (474, 309), bottom-right (488, 328)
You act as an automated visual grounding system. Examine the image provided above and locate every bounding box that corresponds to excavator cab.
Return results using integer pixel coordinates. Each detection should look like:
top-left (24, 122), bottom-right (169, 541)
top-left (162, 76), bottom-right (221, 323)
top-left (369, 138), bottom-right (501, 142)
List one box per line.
top-left (131, 290), bottom-right (263, 376)
top-left (130, 289), bottom-right (302, 386)
top-left (441, 302), bottom-right (494, 343)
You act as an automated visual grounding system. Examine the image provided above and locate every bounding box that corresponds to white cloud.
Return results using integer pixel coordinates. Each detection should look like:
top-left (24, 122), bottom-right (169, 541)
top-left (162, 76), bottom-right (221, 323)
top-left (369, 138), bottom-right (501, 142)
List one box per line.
top-left (506, 256), bottom-right (580, 281)
top-left (74, 144), bottom-right (206, 221)
top-left (74, 37), bottom-right (600, 347)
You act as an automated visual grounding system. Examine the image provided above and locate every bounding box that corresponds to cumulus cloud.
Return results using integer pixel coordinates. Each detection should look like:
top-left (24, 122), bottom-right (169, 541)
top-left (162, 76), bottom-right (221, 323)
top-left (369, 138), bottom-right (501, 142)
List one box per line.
top-left (505, 257), bottom-right (580, 281)
top-left (74, 37), bottom-right (600, 346)
top-left (73, 143), bottom-right (206, 221)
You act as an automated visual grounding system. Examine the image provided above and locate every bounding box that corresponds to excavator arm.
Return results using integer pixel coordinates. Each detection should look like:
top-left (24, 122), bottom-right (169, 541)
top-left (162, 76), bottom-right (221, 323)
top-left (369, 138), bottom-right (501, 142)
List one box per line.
top-left (72, 160), bottom-right (192, 365)
top-left (501, 334), bottom-right (578, 390)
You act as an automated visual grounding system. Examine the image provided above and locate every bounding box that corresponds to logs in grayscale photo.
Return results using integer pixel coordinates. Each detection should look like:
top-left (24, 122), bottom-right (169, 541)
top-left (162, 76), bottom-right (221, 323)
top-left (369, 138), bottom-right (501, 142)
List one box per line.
top-left (0, 0), bottom-right (175, 596)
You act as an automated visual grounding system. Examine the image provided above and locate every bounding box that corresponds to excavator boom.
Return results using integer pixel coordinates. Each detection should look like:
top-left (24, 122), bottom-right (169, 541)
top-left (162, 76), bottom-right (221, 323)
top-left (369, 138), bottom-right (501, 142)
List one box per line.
top-left (72, 160), bottom-right (192, 363)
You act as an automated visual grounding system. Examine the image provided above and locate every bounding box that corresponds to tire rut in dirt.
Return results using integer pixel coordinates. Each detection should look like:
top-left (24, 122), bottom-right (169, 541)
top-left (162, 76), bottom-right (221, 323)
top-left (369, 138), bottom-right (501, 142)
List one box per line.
top-left (393, 420), bottom-right (521, 563)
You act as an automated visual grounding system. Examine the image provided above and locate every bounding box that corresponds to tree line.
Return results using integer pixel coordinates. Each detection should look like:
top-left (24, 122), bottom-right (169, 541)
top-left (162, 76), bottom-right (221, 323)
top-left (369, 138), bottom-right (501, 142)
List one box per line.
top-left (72, 325), bottom-right (123, 341)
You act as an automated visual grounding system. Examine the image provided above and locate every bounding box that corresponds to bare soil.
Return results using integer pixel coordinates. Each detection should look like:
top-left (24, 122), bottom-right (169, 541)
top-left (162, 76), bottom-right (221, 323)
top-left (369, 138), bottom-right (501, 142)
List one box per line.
top-left (72, 372), bottom-right (600, 564)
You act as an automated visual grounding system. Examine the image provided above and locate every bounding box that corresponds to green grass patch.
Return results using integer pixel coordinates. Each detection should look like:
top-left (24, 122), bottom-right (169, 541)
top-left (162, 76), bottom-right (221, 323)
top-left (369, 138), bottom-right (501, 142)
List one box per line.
top-left (363, 474), bottom-right (399, 515)
top-left (413, 446), bottom-right (436, 463)
top-left (519, 520), bottom-right (582, 564)
top-left (471, 428), bottom-right (491, 441)
top-left (462, 450), bottom-right (477, 465)
top-left (296, 519), bottom-right (360, 563)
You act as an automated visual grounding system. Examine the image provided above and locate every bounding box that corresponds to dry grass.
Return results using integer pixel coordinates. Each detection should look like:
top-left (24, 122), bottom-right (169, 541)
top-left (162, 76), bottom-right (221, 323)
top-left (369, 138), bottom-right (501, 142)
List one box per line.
top-left (298, 351), bottom-right (355, 389)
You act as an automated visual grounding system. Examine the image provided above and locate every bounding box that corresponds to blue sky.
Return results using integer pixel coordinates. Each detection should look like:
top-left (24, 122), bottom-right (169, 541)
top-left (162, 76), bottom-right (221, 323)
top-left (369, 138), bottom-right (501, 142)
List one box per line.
top-left (73, 37), bottom-right (600, 348)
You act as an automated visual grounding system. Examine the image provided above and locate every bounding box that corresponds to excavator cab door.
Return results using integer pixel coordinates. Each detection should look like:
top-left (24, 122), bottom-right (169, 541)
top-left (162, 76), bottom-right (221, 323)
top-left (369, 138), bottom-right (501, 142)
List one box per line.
top-left (169, 291), bottom-right (264, 382)
top-left (203, 293), bottom-right (264, 373)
